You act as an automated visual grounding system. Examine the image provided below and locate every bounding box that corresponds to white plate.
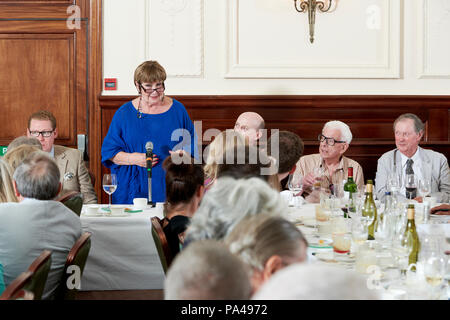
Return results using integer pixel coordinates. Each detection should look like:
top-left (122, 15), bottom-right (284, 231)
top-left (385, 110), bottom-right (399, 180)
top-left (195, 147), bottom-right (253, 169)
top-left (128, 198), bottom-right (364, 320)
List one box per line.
top-left (82, 211), bottom-right (103, 217)
top-left (109, 213), bottom-right (130, 217)
top-left (303, 218), bottom-right (317, 228)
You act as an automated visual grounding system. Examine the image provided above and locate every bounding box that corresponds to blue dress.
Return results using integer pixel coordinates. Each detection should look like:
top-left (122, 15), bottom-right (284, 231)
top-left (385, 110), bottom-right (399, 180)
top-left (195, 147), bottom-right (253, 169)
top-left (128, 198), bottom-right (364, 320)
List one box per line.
top-left (101, 99), bottom-right (198, 204)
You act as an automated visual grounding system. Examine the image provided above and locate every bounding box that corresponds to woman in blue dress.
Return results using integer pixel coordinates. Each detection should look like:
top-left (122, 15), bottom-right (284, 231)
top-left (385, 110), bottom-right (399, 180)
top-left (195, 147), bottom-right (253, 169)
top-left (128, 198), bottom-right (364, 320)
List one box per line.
top-left (101, 61), bottom-right (198, 204)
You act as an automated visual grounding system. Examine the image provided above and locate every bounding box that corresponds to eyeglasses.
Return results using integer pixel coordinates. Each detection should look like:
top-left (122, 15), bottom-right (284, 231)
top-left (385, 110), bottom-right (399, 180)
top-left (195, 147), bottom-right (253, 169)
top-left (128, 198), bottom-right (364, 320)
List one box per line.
top-left (318, 134), bottom-right (346, 146)
top-left (29, 130), bottom-right (54, 138)
top-left (139, 82), bottom-right (165, 94)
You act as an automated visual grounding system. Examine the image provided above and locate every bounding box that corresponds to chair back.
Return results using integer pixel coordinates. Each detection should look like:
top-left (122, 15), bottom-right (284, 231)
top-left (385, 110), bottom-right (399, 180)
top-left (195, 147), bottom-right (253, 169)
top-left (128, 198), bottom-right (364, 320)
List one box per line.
top-left (151, 217), bottom-right (173, 274)
top-left (55, 232), bottom-right (92, 300)
top-left (24, 250), bottom-right (52, 300)
top-left (0, 272), bottom-right (33, 300)
top-left (57, 191), bottom-right (84, 216)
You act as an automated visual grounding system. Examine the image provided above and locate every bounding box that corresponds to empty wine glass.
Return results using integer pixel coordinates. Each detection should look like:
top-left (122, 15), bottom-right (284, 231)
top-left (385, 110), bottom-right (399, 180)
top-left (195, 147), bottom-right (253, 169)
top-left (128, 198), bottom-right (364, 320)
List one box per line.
top-left (102, 173), bottom-right (117, 210)
top-left (288, 173), bottom-right (303, 207)
top-left (419, 179), bottom-right (431, 198)
top-left (392, 233), bottom-right (413, 278)
top-left (386, 174), bottom-right (401, 195)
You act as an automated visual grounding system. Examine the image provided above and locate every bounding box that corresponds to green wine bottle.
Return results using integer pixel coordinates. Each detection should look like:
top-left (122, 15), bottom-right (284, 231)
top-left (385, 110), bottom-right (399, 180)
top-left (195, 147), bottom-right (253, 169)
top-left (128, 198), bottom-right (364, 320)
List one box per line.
top-left (362, 180), bottom-right (377, 240)
top-left (343, 167), bottom-right (357, 218)
top-left (403, 204), bottom-right (420, 269)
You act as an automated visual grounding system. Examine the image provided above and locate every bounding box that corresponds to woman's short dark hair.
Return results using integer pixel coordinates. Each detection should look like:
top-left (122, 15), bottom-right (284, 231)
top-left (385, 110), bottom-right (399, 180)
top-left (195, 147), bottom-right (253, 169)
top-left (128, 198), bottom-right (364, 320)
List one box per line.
top-left (163, 156), bottom-right (204, 207)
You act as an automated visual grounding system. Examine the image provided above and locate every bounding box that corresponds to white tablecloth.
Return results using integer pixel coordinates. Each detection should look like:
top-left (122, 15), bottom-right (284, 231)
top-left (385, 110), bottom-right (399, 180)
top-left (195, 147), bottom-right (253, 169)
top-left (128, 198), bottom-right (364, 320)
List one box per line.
top-left (80, 204), bottom-right (165, 291)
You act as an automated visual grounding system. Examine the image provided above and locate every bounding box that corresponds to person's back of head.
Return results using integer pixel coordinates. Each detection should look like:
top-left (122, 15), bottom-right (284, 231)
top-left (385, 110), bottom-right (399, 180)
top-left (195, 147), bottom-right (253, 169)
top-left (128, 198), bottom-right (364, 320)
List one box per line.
top-left (267, 131), bottom-right (304, 175)
top-left (6, 136), bottom-right (42, 153)
top-left (204, 130), bottom-right (248, 182)
top-left (165, 239), bottom-right (252, 300)
top-left (0, 158), bottom-right (17, 203)
top-left (163, 155), bottom-right (205, 214)
top-left (13, 152), bottom-right (61, 201)
top-left (225, 214), bottom-right (308, 293)
top-left (252, 263), bottom-right (381, 300)
top-left (3, 144), bottom-right (42, 172)
top-left (184, 176), bottom-right (287, 243)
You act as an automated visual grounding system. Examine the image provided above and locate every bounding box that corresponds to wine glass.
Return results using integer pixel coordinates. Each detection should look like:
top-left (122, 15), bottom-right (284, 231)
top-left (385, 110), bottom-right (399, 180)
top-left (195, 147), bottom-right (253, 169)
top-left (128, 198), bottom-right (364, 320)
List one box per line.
top-left (419, 179), bottom-right (431, 198)
top-left (404, 174), bottom-right (417, 200)
top-left (288, 173), bottom-right (303, 207)
top-left (102, 173), bottom-right (117, 210)
top-left (424, 254), bottom-right (446, 299)
top-left (386, 173), bottom-right (401, 195)
top-left (392, 233), bottom-right (413, 278)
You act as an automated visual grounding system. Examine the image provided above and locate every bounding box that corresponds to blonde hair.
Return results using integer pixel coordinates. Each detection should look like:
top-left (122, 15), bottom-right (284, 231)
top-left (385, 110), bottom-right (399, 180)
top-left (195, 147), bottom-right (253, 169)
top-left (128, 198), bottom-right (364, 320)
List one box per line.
top-left (4, 144), bottom-right (42, 172)
top-left (134, 60), bottom-right (167, 84)
top-left (0, 158), bottom-right (17, 202)
top-left (204, 130), bottom-right (247, 187)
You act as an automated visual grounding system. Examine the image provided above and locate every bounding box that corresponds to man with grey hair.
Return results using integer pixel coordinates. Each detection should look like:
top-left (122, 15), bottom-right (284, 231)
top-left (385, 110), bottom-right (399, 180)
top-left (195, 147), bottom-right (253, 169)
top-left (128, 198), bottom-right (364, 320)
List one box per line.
top-left (375, 113), bottom-right (450, 202)
top-left (0, 152), bottom-right (81, 299)
top-left (234, 112), bottom-right (265, 146)
top-left (165, 240), bottom-right (252, 300)
top-left (252, 263), bottom-right (380, 300)
top-left (184, 176), bottom-right (287, 244)
top-left (294, 120), bottom-right (364, 202)
top-left (6, 136), bottom-right (42, 153)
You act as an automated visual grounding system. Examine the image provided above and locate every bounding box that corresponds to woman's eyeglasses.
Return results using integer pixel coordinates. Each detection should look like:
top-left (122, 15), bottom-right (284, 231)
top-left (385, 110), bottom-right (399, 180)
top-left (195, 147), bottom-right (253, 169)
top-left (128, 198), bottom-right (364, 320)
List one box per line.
top-left (139, 83), bottom-right (165, 94)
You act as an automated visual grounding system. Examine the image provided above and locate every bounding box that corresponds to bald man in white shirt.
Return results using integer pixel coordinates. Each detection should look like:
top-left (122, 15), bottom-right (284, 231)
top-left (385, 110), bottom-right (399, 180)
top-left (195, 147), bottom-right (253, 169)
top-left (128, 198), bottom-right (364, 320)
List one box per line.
top-left (234, 112), bottom-right (265, 146)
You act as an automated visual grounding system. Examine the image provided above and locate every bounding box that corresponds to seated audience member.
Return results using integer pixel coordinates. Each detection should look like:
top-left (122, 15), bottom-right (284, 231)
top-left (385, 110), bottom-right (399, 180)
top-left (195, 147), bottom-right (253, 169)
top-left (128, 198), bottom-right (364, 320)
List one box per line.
top-left (4, 144), bottom-right (41, 172)
top-left (184, 176), bottom-right (287, 244)
top-left (165, 240), bottom-right (252, 300)
top-left (204, 130), bottom-right (247, 190)
top-left (267, 130), bottom-right (304, 188)
top-left (27, 110), bottom-right (97, 204)
top-left (225, 214), bottom-right (308, 294)
top-left (234, 112), bottom-right (265, 146)
top-left (216, 144), bottom-right (279, 190)
top-left (0, 159), bottom-right (17, 203)
top-left (252, 264), bottom-right (380, 300)
top-left (6, 136), bottom-right (42, 153)
top-left (162, 156), bottom-right (205, 256)
top-left (0, 262), bottom-right (5, 295)
top-left (295, 120), bottom-right (364, 203)
top-left (0, 152), bottom-right (82, 300)
top-left (430, 204), bottom-right (450, 215)
top-left (375, 113), bottom-right (450, 203)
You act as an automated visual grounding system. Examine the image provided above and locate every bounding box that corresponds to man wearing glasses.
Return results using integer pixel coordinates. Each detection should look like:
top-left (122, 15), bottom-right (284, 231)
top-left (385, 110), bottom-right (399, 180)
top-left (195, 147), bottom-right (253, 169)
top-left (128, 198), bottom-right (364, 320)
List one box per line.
top-left (294, 120), bottom-right (364, 202)
top-left (26, 110), bottom-right (97, 204)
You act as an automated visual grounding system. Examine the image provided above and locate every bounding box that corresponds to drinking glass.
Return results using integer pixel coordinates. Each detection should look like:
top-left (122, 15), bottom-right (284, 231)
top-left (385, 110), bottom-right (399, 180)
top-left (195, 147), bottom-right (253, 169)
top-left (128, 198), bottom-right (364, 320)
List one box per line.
top-left (418, 179), bottom-right (431, 198)
top-left (351, 217), bottom-right (368, 250)
top-left (332, 233), bottom-right (352, 259)
top-left (404, 174), bottom-right (417, 200)
top-left (288, 173), bottom-right (303, 207)
top-left (313, 166), bottom-right (325, 190)
top-left (386, 173), bottom-right (401, 195)
top-left (424, 255), bottom-right (446, 288)
top-left (102, 173), bottom-right (117, 210)
top-left (392, 233), bottom-right (413, 278)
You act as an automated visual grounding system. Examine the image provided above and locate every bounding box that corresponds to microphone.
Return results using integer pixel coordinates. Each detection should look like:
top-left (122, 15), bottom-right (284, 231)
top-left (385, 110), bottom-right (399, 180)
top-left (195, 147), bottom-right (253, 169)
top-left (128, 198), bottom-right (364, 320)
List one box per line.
top-left (145, 141), bottom-right (156, 207)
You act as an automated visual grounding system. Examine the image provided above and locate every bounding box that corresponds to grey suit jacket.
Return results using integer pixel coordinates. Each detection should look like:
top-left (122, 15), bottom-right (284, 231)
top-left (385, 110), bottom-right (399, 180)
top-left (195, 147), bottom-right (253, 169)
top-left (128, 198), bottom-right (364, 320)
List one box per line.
top-left (375, 147), bottom-right (450, 203)
top-left (0, 199), bottom-right (82, 299)
top-left (54, 145), bottom-right (97, 204)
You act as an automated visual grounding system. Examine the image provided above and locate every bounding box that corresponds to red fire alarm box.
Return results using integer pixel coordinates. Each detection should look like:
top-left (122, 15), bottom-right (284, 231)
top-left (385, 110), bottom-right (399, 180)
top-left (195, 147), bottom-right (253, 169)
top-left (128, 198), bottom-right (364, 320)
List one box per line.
top-left (104, 78), bottom-right (117, 91)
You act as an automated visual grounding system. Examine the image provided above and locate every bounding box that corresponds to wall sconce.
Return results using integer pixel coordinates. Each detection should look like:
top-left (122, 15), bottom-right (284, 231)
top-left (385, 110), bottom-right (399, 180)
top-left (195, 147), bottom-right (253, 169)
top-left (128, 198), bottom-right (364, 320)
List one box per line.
top-left (294, 0), bottom-right (333, 43)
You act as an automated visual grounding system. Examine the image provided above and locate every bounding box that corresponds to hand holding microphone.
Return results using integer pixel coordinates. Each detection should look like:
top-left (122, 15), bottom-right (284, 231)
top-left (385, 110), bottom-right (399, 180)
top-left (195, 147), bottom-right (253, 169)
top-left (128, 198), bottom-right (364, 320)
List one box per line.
top-left (128, 152), bottom-right (159, 168)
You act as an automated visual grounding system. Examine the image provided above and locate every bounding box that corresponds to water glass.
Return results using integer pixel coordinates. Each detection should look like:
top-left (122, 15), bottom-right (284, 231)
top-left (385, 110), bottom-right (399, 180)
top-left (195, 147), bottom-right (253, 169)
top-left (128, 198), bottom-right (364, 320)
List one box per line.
top-left (288, 173), bottom-right (303, 207)
top-left (418, 179), bottom-right (431, 198)
top-left (102, 173), bottom-right (117, 210)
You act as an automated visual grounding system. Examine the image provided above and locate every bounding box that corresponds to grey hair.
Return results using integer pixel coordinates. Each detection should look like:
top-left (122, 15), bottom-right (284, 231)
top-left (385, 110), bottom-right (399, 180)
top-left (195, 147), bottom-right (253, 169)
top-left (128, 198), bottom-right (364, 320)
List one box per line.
top-left (0, 158), bottom-right (17, 203)
top-left (323, 120), bottom-right (352, 144)
top-left (165, 240), bottom-right (252, 300)
top-left (7, 136), bottom-right (42, 153)
top-left (252, 263), bottom-right (381, 300)
top-left (184, 177), bottom-right (288, 243)
top-left (225, 214), bottom-right (308, 271)
top-left (13, 152), bottom-right (61, 200)
top-left (393, 113), bottom-right (424, 134)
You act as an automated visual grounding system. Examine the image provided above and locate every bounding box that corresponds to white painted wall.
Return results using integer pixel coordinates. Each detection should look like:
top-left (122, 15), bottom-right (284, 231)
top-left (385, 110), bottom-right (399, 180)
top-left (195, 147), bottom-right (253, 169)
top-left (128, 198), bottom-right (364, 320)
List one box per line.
top-left (103, 0), bottom-right (450, 95)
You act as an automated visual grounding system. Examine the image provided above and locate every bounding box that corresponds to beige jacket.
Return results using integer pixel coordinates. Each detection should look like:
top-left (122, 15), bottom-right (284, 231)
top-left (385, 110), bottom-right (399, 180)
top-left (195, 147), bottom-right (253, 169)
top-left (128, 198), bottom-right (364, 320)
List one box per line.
top-left (54, 145), bottom-right (97, 204)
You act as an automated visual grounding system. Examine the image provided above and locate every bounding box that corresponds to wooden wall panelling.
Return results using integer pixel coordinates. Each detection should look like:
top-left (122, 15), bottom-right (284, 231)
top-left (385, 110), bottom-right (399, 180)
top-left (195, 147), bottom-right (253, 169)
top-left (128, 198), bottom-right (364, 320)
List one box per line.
top-left (97, 95), bottom-right (450, 203)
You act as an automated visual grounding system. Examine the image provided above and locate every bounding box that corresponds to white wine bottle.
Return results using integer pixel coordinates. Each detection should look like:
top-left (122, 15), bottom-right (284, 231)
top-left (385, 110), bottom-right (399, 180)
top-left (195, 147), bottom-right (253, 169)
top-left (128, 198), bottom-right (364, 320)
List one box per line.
top-left (402, 204), bottom-right (420, 269)
top-left (362, 180), bottom-right (377, 240)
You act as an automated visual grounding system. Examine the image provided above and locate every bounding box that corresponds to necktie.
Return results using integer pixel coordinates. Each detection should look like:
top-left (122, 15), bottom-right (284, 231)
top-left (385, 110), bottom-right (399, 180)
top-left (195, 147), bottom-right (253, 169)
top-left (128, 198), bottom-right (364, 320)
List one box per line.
top-left (405, 159), bottom-right (416, 198)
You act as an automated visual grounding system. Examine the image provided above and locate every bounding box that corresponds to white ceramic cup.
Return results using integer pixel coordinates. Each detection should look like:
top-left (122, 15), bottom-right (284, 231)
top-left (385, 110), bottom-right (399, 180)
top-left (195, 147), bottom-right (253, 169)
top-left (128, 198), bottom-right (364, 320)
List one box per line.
top-left (85, 205), bottom-right (99, 215)
top-left (133, 198), bottom-right (147, 209)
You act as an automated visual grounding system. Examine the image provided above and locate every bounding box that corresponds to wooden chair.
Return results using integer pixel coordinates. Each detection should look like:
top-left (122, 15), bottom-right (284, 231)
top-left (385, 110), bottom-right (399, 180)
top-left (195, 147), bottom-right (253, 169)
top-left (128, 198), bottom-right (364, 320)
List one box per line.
top-left (54, 232), bottom-right (92, 300)
top-left (24, 250), bottom-right (52, 300)
top-left (151, 217), bottom-right (173, 274)
top-left (57, 191), bottom-right (84, 216)
top-left (0, 272), bottom-right (34, 300)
